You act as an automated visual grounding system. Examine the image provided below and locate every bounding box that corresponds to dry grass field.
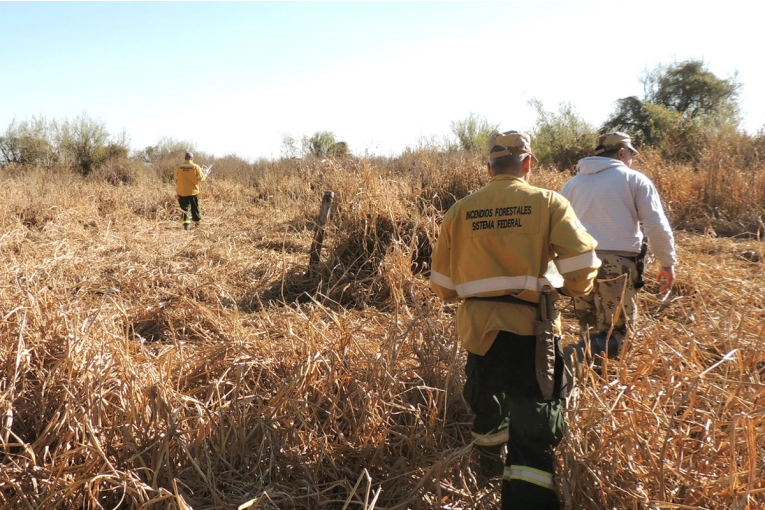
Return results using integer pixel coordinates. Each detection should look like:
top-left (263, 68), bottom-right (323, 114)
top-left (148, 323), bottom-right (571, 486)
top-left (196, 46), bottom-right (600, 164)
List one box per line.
top-left (1, 149), bottom-right (764, 509)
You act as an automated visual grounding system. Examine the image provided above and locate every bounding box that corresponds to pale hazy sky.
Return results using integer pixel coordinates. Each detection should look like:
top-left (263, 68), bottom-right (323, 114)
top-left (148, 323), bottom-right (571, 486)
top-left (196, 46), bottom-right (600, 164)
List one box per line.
top-left (3, 2), bottom-right (763, 160)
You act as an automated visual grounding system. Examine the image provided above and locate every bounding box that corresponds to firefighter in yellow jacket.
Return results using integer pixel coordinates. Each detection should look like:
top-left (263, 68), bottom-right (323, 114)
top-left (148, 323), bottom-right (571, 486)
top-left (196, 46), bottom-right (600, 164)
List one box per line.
top-left (175, 152), bottom-right (207, 230)
top-left (430, 131), bottom-right (600, 509)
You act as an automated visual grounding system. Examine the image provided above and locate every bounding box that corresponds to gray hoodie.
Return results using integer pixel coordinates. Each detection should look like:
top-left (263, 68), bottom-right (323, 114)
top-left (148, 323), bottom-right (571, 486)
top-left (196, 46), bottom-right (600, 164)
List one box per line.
top-left (560, 156), bottom-right (676, 267)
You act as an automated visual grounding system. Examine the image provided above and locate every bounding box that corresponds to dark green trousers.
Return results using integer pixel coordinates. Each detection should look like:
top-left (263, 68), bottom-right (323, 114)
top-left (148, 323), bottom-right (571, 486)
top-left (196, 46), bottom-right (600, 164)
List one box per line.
top-left (178, 194), bottom-right (202, 225)
top-left (463, 331), bottom-right (566, 510)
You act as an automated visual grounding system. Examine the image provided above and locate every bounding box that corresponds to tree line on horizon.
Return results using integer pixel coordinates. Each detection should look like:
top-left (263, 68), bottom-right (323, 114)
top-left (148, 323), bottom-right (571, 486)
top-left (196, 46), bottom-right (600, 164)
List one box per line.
top-left (2, 59), bottom-right (763, 175)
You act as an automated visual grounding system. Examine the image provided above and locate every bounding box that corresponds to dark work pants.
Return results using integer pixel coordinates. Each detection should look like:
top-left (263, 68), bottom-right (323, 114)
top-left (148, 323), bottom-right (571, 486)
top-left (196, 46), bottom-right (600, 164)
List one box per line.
top-left (178, 195), bottom-right (201, 225)
top-left (463, 331), bottom-right (566, 510)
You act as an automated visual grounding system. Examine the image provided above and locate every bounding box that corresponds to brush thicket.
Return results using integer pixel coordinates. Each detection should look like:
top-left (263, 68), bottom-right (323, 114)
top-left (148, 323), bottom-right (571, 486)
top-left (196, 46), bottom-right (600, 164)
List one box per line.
top-left (1, 148), bottom-right (763, 509)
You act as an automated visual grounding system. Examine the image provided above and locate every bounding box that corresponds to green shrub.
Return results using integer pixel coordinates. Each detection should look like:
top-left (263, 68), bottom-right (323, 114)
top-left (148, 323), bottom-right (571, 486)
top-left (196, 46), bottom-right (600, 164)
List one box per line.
top-left (528, 99), bottom-right (596, 172)
top-left (304, 131), bottom-right (349, 158)
top-left (58, 115), bottom-right (131, 175)
top-left (0, 117), bottom-right (59, 168)
top-left (140, 137), bottom-right (195, 163)
top-left (450, 113), bottom-right (498, 153)
top-left (1, 115), bottom-right (130, 175)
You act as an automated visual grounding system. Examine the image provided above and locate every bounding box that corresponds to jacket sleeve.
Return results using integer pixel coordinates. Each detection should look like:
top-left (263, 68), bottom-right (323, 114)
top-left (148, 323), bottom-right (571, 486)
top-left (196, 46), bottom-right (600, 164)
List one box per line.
top-left (196, 165), bottom-right (207, 184)
top-left (634, 175), bottom-right (676, 267)
top-left (429, 210), bottom-right (459, 302)
top-left (548, 193), bottom-right (601, 297)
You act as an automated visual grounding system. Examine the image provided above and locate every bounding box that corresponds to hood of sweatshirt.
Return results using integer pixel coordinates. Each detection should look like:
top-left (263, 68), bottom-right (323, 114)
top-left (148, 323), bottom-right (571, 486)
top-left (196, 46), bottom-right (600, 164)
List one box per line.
top-left (576, 156), bottom-right (624, 175)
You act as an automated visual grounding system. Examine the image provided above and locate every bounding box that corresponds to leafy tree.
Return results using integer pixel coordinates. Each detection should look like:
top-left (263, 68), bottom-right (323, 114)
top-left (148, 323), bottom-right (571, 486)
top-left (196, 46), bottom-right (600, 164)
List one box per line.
top-left (57, 115), bottom-right (130, 175)
top-left (603, 59), bottom-right (741, 160)
top-left (1, 115), bottom-right (130, 174)
top-left (281, 134), bottom-right (301, 159)
top-left (302, 131), bottom-right (349, 158)
top-left (141, 137), bottom-right (195, 163)
top-left (644, 60), bottom-right (740, 126)
top-left (450, 113), bottom-right (499, 152)
top-left (528, 99), bottom-right (596, 171)
top-left (329, 141), bottom-right (349, 157)
top-left (600, 96), bottom-right (657, 146)
top-left (641, 103), bottom-right (708, 161)
top-left (0, 117), bottom-right (59, 167)
top-left (304, 131), bottom-right (335, 158)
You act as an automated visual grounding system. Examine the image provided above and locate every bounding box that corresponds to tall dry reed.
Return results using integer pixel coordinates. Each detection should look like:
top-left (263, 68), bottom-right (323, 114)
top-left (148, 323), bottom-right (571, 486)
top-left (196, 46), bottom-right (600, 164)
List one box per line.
top-left (1, 150), bottom-right (763, 509)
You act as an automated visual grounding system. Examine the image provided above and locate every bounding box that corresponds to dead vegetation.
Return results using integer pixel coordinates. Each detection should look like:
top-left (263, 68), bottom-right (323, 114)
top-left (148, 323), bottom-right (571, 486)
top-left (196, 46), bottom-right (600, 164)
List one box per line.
top-left (1, 149), bottom-right (764, 509)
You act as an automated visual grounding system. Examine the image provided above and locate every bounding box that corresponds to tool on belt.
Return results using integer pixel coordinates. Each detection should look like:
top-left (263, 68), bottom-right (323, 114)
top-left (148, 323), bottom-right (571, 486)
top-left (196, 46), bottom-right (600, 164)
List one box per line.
top-left (535, 285), bottom-right (556, 400)
top-left (467, 289), bottom-right (561, 400)
top-left (634, 237), bottom-right (649, 289)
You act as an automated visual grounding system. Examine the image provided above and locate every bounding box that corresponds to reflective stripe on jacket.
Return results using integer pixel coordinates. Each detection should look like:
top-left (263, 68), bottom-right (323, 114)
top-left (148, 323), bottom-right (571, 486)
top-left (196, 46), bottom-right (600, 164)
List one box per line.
top-left (429, 175), bottom-right (600, 355)
top-left (504, 465), bottom-right (555, 490)
top-left (175, 162), bottom-right (207, 197)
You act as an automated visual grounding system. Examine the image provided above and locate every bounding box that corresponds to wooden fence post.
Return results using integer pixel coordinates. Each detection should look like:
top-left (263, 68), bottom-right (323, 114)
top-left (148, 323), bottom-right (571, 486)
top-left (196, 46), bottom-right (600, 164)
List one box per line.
top-left (309, 191), bottom-right (334, 268)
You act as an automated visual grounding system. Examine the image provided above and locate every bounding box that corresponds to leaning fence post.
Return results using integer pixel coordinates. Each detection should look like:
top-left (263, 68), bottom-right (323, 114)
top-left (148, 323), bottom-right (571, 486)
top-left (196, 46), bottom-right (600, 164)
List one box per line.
top-left (309, 191), bottom-right (334, 268)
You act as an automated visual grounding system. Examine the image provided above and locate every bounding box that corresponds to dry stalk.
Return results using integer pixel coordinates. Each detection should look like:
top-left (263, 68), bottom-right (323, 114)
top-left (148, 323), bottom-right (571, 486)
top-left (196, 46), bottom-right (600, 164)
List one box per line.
top-left (0, 154), bottom-right (763, 508)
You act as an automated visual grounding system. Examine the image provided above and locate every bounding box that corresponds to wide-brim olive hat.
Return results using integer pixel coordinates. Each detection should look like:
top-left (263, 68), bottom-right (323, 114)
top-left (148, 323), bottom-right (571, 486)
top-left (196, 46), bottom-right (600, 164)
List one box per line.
top-left (486, 131), bottom-right (538, 165)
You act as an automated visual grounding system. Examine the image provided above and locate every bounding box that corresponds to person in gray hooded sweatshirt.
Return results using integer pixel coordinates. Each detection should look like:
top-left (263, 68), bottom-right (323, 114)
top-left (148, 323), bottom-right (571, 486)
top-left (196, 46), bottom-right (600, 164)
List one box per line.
top-left (560, 132), bottom-right (676, 361)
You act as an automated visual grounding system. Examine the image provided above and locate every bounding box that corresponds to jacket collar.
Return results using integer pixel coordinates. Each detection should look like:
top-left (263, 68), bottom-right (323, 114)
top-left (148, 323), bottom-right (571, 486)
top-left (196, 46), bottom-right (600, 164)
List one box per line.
top-left (489, 174), bottom-right (525, 183)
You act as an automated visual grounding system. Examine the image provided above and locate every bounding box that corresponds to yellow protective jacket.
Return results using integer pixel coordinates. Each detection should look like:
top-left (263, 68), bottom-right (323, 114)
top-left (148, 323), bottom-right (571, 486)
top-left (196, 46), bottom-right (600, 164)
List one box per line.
top-left (430, 174), bottom-right (601, 355)
top-left (174, 162), bottom-right (207, 197)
